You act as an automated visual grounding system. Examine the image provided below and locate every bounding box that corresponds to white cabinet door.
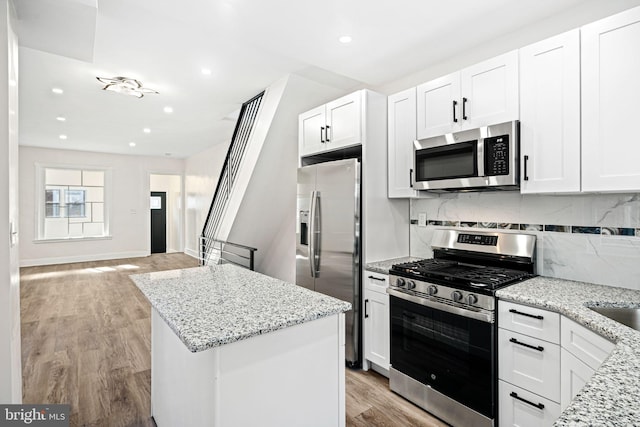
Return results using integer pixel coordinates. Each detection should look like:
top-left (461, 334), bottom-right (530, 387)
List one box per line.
top-left (582, 6), bottom-right (640, 192)
top-left (520, 30), bottom-right (581, 194)
top-left (363, 272), bottom-right (390, 372)
top-left (560, 348), bottom-right (595, 411)
top-left (498, 329), bottom-right (561, 403)
top-left (416, 72), bottom-right (460, 139)
top-left (299, 105), bottom-right (327, 157)
top-left (326, 91), bottom-right (362, 151)
top-left (499, 380), bottom-right (562, 427)
top-left (388, 88), bottom-right (418, 198)
top-left (460, 50), bottom-right (519, 130)
top-left (560, 316), bottom-right (614, 370)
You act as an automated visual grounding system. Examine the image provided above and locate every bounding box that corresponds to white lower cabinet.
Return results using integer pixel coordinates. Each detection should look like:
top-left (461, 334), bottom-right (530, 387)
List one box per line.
top-left (498, 301), bottom-right (616, 426)
top-left (560, 348), bottom-right (595, 410)
top-left (363, 271), bottom-right (390, 373)
top-left (499, 381), bottom-right (561, 427)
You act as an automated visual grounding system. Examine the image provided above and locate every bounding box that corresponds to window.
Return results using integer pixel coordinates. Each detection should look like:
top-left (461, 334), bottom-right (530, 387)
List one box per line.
top-left (36, 165), bottom-right (111, 240)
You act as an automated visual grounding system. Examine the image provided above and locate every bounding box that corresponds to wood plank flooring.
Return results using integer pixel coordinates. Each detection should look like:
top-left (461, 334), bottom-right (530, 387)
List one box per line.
top-left (21, 254), bottom-right (447, 427)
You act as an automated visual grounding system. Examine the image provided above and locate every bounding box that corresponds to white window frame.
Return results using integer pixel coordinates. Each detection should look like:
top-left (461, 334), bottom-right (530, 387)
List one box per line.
top-left (34, 163), bottom-right (113, 242)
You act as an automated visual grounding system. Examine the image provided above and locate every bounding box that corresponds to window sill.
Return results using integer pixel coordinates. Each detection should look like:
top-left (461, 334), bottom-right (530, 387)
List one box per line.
top-left (33, 235), bottom-right (113, 244)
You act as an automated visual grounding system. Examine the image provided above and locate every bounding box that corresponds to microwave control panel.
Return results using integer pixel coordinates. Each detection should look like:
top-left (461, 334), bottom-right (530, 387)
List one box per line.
top-left (484, 135), bottom-right (509, 176)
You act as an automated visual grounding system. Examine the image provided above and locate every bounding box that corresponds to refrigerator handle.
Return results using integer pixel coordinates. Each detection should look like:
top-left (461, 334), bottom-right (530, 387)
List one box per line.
top-left (314, 191), bottom-right (322, 276)
top-left (309, 191), bottom-right (317, 278)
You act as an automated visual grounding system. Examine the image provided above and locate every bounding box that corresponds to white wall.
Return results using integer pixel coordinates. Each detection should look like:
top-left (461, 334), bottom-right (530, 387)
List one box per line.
top-left (183, 141), bottom-right (229, 259)
top-left (19, 146), bottom-right (184, 266)
top-left (150, 174), bottom-right (182, 253)
top-left (0, 0), bottom-right (21, 403)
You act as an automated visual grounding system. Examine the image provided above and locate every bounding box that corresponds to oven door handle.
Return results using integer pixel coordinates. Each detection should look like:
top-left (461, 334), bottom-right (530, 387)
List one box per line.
top-left (387, 288), bottom-right (493, 323)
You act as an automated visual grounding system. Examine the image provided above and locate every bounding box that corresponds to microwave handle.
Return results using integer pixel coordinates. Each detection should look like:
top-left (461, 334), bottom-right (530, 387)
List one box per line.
top-left (477, 140), bottom-right (485, 177)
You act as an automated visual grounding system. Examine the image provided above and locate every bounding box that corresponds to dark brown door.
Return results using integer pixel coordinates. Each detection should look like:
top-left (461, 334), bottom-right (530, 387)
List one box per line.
top-left (150, 192), bottom-right (166, 253)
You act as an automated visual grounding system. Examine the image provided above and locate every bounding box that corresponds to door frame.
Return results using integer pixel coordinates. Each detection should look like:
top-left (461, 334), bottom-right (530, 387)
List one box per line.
top-left (147, 172), bottom-right (184, 255)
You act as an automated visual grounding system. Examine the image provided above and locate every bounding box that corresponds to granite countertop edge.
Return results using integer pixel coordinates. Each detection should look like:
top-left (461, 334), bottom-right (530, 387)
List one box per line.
top-left (131, 264), bottom-right (352, 353)
top-left (364, 256), bottom-right (424, 275)
top-left (496, 276), bottom-right (640, 426)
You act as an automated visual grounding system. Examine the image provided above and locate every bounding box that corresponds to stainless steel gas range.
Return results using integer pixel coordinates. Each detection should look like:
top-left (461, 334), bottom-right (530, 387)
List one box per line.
top-left (388, 229), bottom-right (536, 427)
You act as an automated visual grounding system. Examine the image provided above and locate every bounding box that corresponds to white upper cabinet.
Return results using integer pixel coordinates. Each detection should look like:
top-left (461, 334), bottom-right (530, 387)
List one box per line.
top-left (388, 88), bottom-right (418, 198)
top-left (519, 30), bottom-right (581, 194)
top-left (582, 6), bottom-right (640, 192)
top-left (299, 91), bottom-right (362, 158)
top-left (416, 50), bottom-right (519, 139)
top-left (416, 73), bottom-right (460, 139)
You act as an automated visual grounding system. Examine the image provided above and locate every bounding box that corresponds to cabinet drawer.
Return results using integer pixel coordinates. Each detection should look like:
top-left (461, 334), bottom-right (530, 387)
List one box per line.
top-left (498, 329), bottom-right (560, 402)
top-left (499, 301), bottom-right (560, 344)
top-left (364, 271), bottom-right (388, 293)
top-left (499, 380), bottom-right (561, 427)
top-left (561, 316), bottom-right (614, 370)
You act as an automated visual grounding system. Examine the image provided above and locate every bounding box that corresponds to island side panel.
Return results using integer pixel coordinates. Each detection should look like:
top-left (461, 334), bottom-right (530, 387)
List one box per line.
top-left (151, 308), bottom-right (346, 427)
top-left (151, 308), bottom-right (220, 426)
top-left (217, 313), bottom-right (346, 427)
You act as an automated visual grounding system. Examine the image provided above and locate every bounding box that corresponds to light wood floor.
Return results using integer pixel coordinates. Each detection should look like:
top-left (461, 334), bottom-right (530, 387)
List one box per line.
top-left (20, 254), bottom-right (447, 427)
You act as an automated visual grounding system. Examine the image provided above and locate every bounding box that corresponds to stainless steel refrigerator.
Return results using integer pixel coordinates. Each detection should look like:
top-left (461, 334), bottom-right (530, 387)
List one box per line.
top-left (296, 158), bottom-right (361, 367)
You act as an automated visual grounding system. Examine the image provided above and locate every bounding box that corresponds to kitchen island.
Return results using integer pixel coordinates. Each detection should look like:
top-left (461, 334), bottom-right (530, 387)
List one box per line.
top-left (131, 264), bottom-right (351, 427)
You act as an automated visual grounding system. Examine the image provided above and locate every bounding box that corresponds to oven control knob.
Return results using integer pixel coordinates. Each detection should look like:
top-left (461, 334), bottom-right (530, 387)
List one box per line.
top-left (427, 285), bottom-right (438, 296)
top-left (467, 294), bottom-right (478, 305)
top-left (451, 291), bottom-right (463, 302)
top-left (396, 278), bottom-right (406, 287)
top-left (407, 280), bottom-right (416, 290)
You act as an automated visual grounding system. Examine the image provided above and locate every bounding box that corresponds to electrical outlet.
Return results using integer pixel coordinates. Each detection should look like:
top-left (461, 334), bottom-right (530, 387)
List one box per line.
top-left (418, 213), bottom-right (427, 227)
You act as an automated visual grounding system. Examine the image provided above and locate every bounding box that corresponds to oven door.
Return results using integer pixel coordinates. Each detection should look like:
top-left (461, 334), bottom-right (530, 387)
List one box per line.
top-left (389, 293), bottom-right (495, 419)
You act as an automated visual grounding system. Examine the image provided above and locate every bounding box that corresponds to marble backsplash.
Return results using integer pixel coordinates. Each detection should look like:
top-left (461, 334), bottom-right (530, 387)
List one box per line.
top-left (410, 192), bottom-right (640, 291)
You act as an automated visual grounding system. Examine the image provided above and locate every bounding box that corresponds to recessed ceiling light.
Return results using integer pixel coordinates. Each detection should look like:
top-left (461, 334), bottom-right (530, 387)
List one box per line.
top-left (59, 134), bottom-right (67, 140)
top-left (165, 153), bottom-right (172, 156)
top-left (163, 106), bottom-right (173, 114)
top-left (339, 35), bottom-right (352, 44)
top-left (201, 68), bottom-right (212, 76)
top-left (129, 142), bottom-right (136, 147)
top-left (52, 88), bottom-right (64, 94)
top-left (143, 128), bottom-right (151, 133)
top-left (56, 116), bottom-right (66, 122)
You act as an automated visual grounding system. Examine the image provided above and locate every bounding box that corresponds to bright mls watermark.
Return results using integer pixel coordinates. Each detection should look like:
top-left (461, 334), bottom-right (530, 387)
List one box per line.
top-left (0, 405), bottom-right (69, 427)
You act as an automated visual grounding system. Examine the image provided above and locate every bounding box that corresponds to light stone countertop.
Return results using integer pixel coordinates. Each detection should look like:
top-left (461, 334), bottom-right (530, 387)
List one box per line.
top-left (364, 256), bottom-right (424, 275)
top-left (496, 276), bottom-right (640, 426)
top-left (131, 264), bottom-right (351, 353)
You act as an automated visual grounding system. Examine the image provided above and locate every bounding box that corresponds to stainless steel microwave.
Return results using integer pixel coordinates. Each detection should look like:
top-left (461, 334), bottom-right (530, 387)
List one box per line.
top-left (412, 120), bottom-right (520, 191)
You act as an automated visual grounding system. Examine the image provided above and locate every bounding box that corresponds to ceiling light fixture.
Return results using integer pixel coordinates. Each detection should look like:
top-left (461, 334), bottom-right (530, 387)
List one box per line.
top-left (56, 116), bottom-right (66, 122)
top-left (129, 142), bottom-right (136, 147)
top-left (163, 106), bottom-right (173, 114)
top-left (339, 35), bottom-right (352, 44)
top-left (52, 88), bottom-right (64, 94)
top-left (143, 128), bottom-right (151, 133)
top-left (201, 68), bottom-right (212, 75)
top-left (96, 76), bottom-right (159, 98)
top-left (59, 134), bottom-right (67, 140)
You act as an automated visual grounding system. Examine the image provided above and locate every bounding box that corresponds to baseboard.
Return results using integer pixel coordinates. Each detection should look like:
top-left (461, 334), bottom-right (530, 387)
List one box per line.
top-left (20, 251), bottom-right (150, 267)
top-left (184, 248), bottom-right (199, 259)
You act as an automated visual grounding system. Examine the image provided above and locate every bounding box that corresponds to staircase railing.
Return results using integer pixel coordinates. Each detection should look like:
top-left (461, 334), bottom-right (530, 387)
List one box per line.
top-left (200, 91), bottom-right (264, 268)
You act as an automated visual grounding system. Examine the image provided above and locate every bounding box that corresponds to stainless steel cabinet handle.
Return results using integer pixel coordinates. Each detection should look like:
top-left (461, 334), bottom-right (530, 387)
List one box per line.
top-left (325, 125), bottom-right (331, 142)
top-left (509, 392), bottom-right (545, 410)
top-left (320, 126), bottom-right (325, 143)
top-left (523, 155), bottom-right (529, 181)
top-left (509, 337), bottom-right (544, 352)
top-left (364, 299), bottom-right (369, 318)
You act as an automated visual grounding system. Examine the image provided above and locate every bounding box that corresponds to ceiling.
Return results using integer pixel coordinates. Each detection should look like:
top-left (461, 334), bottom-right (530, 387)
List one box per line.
top-left (13, 0), bottom-right (637, 158)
